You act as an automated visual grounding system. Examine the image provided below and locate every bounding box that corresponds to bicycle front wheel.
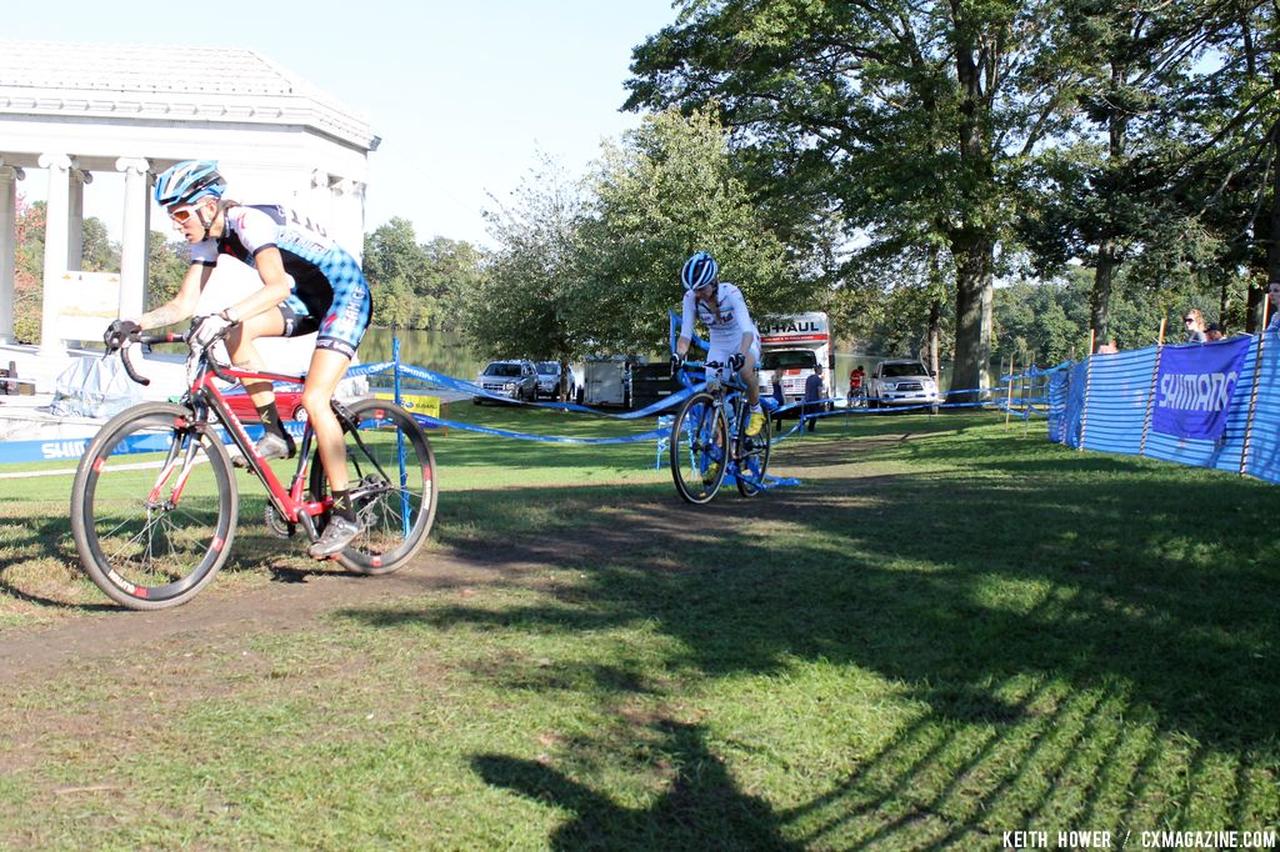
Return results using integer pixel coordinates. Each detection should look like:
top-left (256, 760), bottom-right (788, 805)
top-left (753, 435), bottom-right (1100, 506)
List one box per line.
top-left (736, 412), bottom-right (772, 497)
top-left (70, 402), bottom-right (238, 610)
top-left (669, 392), bottom-right (728, 504)
top-left (309, 399), bottom-right (438, 574)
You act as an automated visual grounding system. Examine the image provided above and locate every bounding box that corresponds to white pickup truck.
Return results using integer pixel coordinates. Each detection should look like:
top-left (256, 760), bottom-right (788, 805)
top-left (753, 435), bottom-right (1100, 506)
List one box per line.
top-left (868, 359), bottom-right (943, 409)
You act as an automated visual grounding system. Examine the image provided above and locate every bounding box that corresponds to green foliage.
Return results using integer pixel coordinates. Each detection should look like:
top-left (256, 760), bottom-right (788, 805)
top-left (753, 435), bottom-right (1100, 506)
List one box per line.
top-left (462, 155), bottom-right (584, 362)
top-left (10, 200), bottom-right (125, 344)
top-left (146, 231), bottom-right (188, 310)
top-left (362, 219), bottom-right (485, 330)
top-left (578, 107), bottom-right (798, 353)
top-left (992, 265), bottom-right (1235, 366)
top-left (625, 0), bottom-right (1278, 372)
top-left (81, 217), bottom-right (119, 273)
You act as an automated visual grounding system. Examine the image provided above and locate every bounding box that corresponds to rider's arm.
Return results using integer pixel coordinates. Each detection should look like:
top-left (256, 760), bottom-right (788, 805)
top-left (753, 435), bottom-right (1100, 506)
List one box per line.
top-left (677, 290), bottom-right (696, 357)
top-left (724, 286), bottom-right (756, 359)
top-left (135, 263), bottom-right (212, 330)
top-left (222, 246), bottom-right (293, 323)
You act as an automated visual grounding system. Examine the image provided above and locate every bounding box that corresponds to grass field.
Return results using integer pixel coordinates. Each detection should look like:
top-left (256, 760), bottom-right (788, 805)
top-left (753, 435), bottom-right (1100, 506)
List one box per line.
top-left (1, 405), bottom-right (1278, 848)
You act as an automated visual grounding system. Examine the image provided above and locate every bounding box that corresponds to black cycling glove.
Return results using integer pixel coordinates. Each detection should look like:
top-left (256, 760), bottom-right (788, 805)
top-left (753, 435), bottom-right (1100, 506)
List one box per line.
top-left (103, 319), bottom-right (141, 350)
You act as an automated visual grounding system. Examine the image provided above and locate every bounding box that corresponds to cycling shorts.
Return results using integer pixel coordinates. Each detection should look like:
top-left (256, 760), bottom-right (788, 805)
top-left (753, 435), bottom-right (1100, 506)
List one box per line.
top-left (277, 252), bottom-right (372, 360)
top-left (706, 339), bottom-right (761, 383)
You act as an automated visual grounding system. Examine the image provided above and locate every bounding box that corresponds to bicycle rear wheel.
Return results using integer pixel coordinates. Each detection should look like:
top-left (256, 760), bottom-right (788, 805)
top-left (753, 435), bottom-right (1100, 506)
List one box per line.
top-left (669, 392), bottom-right (728, 504)
top-left (309, 398), bottom-right (438, 574)
top-left (70, 402), bottom-right (238, 610)
top-left (735, 411), bottom-right (772, 497)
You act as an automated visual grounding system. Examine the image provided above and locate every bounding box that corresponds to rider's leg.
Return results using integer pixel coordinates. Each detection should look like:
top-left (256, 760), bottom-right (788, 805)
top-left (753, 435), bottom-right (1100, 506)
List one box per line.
top-left (740, 361), bottom-right (760, 408)
top-left (225, 309), bottom-right (287, 433)
top-left (739, 358), bottom-right (766, 436)
top-left (301, 348), bottom-right (352, 497)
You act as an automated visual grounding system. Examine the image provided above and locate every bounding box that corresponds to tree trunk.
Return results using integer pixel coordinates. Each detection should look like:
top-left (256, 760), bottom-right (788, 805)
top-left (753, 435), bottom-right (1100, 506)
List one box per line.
top-left (926, 243), bottom-right (943, 377)
top-left (1091, 242), bottom-right (1117, 349)
top-left (927, 298), bottom-right (942, 379)
top-left (1249, 119), bottom-right (1280, 332)
top-left (1269, 118), bottom-right (1280, 286)
top-left (949, 235), bottom-right (994, 403)
top-left (1092, 64), bottom-right (1128, 348)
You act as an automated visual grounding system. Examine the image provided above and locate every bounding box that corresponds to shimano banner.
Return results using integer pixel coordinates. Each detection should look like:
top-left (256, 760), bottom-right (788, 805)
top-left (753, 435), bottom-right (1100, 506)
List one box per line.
top-left (1152, 336), bottom-right (1251, 440)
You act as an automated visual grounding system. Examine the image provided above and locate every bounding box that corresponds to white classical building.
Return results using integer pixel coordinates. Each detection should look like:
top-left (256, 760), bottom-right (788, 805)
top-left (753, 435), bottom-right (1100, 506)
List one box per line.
top-left (0, 40), bottom-right (379, 352)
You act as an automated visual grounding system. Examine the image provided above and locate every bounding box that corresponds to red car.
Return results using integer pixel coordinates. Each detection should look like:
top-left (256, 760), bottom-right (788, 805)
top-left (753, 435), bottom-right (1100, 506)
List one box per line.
top-left (222, 385), bottom-right (307, 423)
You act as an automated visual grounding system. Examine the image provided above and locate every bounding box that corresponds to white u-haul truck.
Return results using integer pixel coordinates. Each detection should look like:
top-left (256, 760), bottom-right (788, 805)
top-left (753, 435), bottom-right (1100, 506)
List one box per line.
top-left (756, 312), bottom-right (834, 407)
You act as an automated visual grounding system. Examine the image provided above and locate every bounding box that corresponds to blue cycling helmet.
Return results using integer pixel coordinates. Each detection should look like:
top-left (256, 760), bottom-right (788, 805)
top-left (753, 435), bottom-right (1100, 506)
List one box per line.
top-left (154, 160), bottom-right (226, 207)
top-left (681, 251), bottom-right (719, 291)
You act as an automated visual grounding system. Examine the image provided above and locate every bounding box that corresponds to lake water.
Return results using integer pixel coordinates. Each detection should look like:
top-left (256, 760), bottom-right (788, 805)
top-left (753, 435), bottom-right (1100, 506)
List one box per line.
top-left (360, 328), bottom-right (487, 382)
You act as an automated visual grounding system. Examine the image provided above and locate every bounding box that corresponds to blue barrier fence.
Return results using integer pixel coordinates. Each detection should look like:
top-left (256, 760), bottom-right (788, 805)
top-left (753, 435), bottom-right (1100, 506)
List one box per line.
top-left (1043, 329), bottom-right (1280, 483)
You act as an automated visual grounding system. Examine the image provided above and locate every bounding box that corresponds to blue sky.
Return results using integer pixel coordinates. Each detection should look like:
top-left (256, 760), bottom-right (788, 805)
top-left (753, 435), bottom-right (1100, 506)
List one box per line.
top-left (8, 0), bottom-right (678, 246)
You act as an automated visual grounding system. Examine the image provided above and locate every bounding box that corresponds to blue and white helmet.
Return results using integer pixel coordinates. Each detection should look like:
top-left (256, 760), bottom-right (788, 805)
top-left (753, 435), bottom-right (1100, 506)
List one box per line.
top-left (681, 251), bottom-right (719, 291)
top-left (154, 160), bottom-right (226, 208)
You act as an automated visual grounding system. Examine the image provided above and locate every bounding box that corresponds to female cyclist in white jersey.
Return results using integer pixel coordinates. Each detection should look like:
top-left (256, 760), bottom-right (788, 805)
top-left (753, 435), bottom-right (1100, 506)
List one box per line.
top-left (671, 251), bottom-right (766, 437)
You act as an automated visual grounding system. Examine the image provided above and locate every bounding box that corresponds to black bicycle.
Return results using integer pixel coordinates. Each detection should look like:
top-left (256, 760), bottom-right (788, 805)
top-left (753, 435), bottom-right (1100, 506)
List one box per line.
top-left (669, 358), bottom-right (772, 504)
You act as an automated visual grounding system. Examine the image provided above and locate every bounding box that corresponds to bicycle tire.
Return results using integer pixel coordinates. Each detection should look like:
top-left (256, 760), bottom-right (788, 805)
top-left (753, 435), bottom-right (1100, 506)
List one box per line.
top-left (309, 398), bottom-right (438, 574)
top-left (70, 402), bottom-right (238, 610)
top-left (669, 391), bottom-right (728, 504)
top-left (735, 409), bottom-right (772, 497)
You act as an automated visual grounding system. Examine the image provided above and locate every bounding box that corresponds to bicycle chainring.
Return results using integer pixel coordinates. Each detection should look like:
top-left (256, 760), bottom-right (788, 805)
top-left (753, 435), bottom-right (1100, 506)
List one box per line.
top-left (263, 503), bottom-right (296, 539)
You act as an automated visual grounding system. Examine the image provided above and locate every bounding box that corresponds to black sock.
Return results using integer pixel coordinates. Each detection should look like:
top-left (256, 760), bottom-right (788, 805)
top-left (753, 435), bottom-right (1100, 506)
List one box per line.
top-left (255, 401), bottom-right (288, 440)
top-left (332, 489), bottom-right (357, 522)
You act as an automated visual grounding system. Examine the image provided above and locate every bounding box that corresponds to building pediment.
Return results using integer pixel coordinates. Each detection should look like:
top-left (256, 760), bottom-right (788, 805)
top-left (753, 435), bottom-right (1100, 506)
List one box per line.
top-left (0, 41), bottom-right (376, 151)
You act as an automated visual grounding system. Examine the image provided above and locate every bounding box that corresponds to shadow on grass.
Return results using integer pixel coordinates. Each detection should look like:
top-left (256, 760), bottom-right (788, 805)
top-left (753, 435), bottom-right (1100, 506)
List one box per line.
top-left (335, 417), bottom-right (1274, 834)
top-left (340, 419), bottom-right (1280, 756)
top-left (473, 719), bottom-right (800, 850)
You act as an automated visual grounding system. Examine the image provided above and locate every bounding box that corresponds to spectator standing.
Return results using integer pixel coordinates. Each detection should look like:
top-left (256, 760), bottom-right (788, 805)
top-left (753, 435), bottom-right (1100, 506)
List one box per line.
top-left (1205, 323), bottom-right (1224, 342)
top-left (1267, 282), bottom-right (1280, 331)
top-left (803, 369), bottom-right (824, 433)
top-left (1184, 309), bottom-right (1208, 342)
top-left (771, 375), bottom-right (785, 432)
top-left (848, 365), bottom-right (865, 407)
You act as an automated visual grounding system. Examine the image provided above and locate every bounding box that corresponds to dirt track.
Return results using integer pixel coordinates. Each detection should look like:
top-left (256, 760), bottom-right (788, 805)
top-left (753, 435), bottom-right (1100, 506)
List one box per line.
top-left (0, 429), bottom-right (926, 684)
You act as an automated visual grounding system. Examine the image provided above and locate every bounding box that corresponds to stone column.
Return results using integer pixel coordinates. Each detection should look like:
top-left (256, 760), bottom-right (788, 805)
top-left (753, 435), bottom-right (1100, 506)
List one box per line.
top-left (67, 167), bottom-right (91, 271)
top-left (0, 163), bottom-right (22, 344)
top-left (38, 153), bottom-right (72, 354)
top-left (331, 178), bottom-right (367, 262)
top-left (116, 158), bottom-right (152, 320)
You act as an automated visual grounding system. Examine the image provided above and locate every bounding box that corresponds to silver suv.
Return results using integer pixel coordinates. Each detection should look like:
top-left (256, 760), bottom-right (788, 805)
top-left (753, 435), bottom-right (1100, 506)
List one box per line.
top-left (869, 359), bottom-right (942, 408)
top-left (474, 359), bottom-right (537, 404)
top-left (534, 361), bottom-right (577, 400)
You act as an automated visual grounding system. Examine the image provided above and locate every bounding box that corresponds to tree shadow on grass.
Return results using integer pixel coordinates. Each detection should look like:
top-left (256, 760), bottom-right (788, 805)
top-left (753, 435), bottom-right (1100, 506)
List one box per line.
top-left (342, 432), bottom-right (1280, 755)
top-left (473, 719), bottom-right (800, 851)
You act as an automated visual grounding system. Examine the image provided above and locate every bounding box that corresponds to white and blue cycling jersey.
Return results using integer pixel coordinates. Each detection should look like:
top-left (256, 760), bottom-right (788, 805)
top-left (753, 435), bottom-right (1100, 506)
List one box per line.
top-left (681, 281), bottom-right (760, 369)
top-left (189, 204), bottom-right (371, 359)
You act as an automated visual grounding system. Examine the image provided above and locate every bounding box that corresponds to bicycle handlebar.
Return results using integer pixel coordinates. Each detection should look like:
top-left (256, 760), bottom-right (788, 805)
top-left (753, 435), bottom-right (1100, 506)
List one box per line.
top-left (117, 327), bottom-right (240, 388)
top-left (116, 331), bottom-right (188, 387)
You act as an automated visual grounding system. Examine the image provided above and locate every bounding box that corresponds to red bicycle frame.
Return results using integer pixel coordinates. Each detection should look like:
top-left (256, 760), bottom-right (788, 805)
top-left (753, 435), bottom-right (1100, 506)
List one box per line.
top-left (195, 366), bottom-right (331, 526)
top-left (125, 331), bottom-right (333, 531)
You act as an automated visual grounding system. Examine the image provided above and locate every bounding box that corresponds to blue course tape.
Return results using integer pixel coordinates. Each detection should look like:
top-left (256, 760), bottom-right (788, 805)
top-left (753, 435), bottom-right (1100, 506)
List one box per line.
top-left (411, 413), bottom-right (667, 446)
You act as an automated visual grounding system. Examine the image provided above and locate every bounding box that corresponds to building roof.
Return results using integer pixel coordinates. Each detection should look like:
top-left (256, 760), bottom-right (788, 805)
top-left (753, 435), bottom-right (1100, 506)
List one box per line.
top-left (0, 41), bottom-right (377, 151)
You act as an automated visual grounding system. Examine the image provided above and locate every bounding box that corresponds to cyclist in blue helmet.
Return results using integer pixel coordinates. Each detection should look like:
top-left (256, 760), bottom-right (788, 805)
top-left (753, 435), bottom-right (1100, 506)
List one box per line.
top-left (671, 251), bottom-right (766, 437)
top-left (102, 159), bottom-right (373, 558)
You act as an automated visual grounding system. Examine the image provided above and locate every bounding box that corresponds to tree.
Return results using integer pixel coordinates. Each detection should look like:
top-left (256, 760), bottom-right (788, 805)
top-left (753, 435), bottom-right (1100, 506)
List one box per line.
top-left (461, 155), bottom-right (585, 384)
top-left (576, 107), bottom-right (796, 354)
top-left (362, 220), bottom-right (486, 330)
top-left (146, 231), bottom-right (189, 310)
top-left (81, 217), bottom-right (120, 272)
top-left (626, 0), bottom-right (1088, 400)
